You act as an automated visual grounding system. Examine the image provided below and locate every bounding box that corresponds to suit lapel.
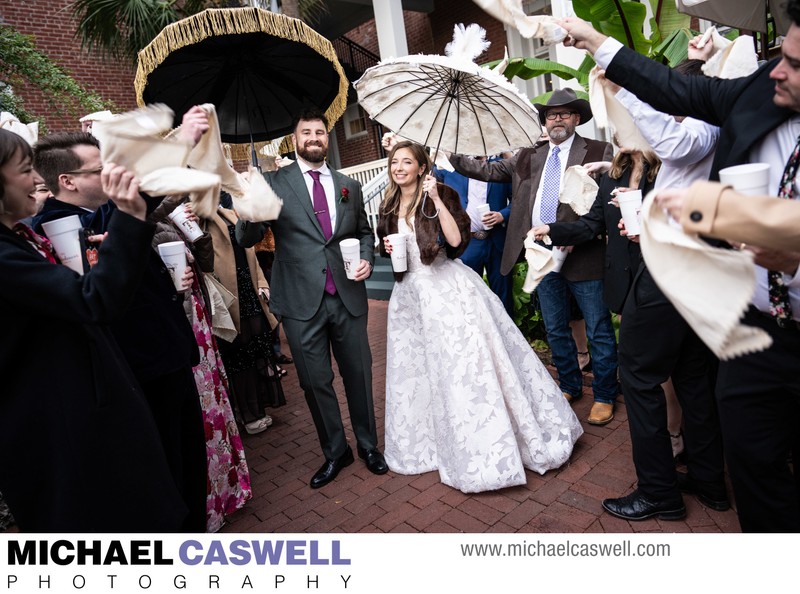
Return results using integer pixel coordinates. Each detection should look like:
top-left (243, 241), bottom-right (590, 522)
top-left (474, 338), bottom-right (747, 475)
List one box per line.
top-left (330, 169), bottom-right (346, 238)
top-left (567, 134), bottom-right (588, 168)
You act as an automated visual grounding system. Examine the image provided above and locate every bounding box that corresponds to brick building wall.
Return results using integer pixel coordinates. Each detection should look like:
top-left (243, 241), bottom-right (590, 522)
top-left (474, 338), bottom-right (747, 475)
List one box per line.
top-left (335, 6), bottom-right (506, 168)
top-left (0, 0), bottom-right (138, 133)
top-left (2, 0), bottom-right (507, 168)
top-left (334, 10), bottom-right (436, 169)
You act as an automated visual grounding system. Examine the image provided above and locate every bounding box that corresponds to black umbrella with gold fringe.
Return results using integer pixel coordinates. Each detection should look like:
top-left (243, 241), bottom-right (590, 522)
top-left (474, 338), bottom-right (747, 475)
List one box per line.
top-left (135, 7), bottom-right (348, 163)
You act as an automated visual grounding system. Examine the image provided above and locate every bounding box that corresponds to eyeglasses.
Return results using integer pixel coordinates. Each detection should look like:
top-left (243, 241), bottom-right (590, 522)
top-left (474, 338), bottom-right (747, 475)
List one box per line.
top-left (545, 111), bottom-right (577, 121)
top-left (65, 165), bottom-right (103, 175)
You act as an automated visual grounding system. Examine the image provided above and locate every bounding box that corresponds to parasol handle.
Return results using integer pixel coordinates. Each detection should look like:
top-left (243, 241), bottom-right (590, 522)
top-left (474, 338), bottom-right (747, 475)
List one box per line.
top-left (420, 190), bottom-right (440, 219)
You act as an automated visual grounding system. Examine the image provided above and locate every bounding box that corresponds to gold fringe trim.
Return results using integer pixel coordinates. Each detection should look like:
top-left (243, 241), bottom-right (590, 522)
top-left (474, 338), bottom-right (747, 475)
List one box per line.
top-left (134, 7), bottom-right (348, 132)
top-left (224, 135), bottom-right (294, 162)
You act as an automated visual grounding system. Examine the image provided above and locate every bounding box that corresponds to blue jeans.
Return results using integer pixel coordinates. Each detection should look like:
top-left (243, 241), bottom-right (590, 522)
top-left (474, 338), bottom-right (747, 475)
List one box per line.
top-left (536, 273), bottom-right (618, 403)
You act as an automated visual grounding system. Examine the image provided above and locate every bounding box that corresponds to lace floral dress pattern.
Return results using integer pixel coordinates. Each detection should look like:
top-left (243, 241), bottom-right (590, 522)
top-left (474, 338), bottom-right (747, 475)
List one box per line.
top-left (384, 219), bottom-right (583, 493)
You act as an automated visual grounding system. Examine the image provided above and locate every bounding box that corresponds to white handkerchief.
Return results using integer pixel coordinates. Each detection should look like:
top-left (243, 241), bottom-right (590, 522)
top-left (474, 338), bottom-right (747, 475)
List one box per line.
top-left (560, 165), bottom-right (598, 216)
top-left (1, 112), bottom-right (38, 145)
top-left (181, 104), bottom-right (283, 221)
top-left (702, 34), bottom-right (758, 79)
top-left (471, 0), bottom-right (565, 43)
top-left (589, 67), bottom-right (652, 152)
top-left (639, 189), bottom-right (771, 360)
top-left (522, 235), bottom-right (556, 293)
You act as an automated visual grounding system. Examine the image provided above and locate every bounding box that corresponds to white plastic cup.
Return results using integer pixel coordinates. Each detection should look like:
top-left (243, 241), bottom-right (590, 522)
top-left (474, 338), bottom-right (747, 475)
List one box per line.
top-left (41, 214), bottom-right (84, 275)
top-left (617, 190), bottom-right (643, 237)
top-left (339, 238), bottom-right (361, 280)
top-left (718, 163), bottom-right (770, 196)
top-left (157, 241), bottom-right (188, 292)
top-left (168, 205), bottom-right (204, 242)
top-left (386, 233), bottom-right (408, 272)
top-left (475, 203), bottom-right (492, 229)
top-left (550, 246), bottom-right (569, 273)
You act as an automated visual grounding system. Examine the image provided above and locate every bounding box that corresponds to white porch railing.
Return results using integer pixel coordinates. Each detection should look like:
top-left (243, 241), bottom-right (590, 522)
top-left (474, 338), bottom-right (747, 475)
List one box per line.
top-left (340, 158), bottom-right (388, 246)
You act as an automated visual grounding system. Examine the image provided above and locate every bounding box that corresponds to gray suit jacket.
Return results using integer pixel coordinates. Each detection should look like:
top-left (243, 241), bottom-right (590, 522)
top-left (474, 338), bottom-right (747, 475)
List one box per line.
top-left (449, 134), bottom-right (614, 280)
top-left (238, 161), bottom-right (374, 321)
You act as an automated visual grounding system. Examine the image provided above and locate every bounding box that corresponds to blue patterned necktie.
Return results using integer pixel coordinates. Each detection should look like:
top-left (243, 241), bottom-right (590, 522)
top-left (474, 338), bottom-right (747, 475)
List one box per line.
top-left (769, 136), bottom-right (800, 324)
top-left (308, 170), bottom-right (336, 295)
top-left (540, 146), bottom-right (561, 224)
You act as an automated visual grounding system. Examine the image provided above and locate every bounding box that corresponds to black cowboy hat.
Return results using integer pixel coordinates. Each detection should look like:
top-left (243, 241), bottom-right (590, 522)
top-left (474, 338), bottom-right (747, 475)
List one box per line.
top-left (533, 88), bottom-right (593, 126)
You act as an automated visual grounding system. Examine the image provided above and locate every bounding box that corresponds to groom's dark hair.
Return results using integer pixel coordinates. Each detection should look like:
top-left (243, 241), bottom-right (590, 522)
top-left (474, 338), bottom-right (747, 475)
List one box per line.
top-left (292, 108), bottom-right (329, 133)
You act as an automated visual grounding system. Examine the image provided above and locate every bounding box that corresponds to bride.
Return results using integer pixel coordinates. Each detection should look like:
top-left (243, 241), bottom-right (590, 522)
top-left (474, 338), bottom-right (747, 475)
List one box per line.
top-left (378, 140), bottom-right (583, 494)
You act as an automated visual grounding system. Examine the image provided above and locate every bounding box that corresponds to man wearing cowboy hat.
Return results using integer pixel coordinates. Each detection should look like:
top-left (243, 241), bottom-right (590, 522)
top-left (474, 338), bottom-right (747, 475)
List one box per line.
top-left (449, 88), bottom-right (618, 426)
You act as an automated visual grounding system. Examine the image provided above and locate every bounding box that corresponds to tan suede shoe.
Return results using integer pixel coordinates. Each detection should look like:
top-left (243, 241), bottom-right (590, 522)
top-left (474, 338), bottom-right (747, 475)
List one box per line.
top-left (587, 402), bottom-right (614, 425)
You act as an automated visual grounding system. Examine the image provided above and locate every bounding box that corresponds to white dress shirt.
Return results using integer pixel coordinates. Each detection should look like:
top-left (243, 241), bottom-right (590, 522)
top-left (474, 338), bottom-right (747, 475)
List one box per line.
top-left (531, 134), bottom-right (576, 227)
top-left (297, 159), bottom-right (337, 232)
top-left (615, 88), bottom-right (718, 190)
top-left (749, 115), bottom-right (800, 318)
top-left (597, 36), bottom-right (800, 320)
top-left (466, 178), bottom-right (489, 232)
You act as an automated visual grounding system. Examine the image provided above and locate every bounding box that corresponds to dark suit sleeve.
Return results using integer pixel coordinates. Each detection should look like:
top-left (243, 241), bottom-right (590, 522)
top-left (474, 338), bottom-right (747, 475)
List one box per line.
top-left (0, 213), bottom-right (154, 324)
top-left (547, 190), bottom-right (606, 246)
top-left (605, 46), bottom-right (756, 126)
top-left (449, 153), bottom-right (518, 182)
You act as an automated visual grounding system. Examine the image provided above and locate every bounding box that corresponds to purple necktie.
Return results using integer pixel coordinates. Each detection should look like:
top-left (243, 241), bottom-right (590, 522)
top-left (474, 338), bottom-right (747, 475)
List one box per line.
top-left (308, 169), bottom-right (336, 295)
top-left (540, 146), bottom-right (561, 224)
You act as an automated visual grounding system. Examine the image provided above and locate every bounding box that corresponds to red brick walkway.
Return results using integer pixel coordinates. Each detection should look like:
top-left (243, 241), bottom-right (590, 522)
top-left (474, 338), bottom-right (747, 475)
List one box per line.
top-left (223, 300), bottom-right (740, 534)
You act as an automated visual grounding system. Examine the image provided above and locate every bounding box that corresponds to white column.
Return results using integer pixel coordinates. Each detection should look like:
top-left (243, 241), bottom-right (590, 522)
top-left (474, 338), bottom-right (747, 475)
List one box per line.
top-left (373, 0), bottom-right (409, 59)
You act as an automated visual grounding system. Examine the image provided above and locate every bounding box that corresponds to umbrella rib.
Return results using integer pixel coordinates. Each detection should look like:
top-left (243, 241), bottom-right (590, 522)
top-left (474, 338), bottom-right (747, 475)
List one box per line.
top-left (357, 62), bottom-right (541, 154)
top-left (462, 77), bottom-right (540, 151)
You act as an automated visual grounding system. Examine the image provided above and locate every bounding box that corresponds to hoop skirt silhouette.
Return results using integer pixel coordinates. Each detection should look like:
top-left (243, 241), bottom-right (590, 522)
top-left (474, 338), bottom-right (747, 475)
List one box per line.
top-left (384, 219), bottom-right (583, 493)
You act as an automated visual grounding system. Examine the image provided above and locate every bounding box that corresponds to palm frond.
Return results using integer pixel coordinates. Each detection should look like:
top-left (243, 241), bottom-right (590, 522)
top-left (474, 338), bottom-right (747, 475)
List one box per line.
top-left (70, 0), bottom-right (179, 62)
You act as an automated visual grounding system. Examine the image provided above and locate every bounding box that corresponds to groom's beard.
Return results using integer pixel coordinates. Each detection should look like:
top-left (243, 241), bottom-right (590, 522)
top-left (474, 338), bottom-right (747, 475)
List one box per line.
top-left (297, 141), bottom-right (327, 164)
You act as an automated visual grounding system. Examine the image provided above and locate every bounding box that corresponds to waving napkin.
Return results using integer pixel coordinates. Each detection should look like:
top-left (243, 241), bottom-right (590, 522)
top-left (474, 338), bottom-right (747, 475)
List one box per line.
top-left (1, 112), bottom-right (38, 145)
top-left (589, 67), bottom-right (652, 152)
top-left (701, 30), bottom-right (758, 79)
top-left (639, 190), bottom-right (771, 360)
top-left (560, 165), bottom-right (598, 215)
top-left (172, 104), bottom-right (283, 221)
top-left (471, 0), bottom-right (566, 44)
top-left (522, 235), bottom-right (556, 293)
top-left (92, 104), bottom-right (221, 212)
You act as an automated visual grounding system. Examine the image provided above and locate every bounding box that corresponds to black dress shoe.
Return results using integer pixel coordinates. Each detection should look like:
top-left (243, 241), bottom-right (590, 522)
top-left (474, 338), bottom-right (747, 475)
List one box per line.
top-left (602, 490), bottom-right (686, 521)
top-left (276, 354), bottom-right (293, 364)
top-left (310, 447), bottom-right (354, 489)
top-left (676, 471), bottom-right (730, 511)
top-left (357, 446), bottom-right (389, 475)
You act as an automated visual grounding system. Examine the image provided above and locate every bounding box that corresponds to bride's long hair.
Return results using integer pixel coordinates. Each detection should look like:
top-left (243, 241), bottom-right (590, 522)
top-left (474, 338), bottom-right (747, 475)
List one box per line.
top-left (380, 140), bottom-right (432, 225)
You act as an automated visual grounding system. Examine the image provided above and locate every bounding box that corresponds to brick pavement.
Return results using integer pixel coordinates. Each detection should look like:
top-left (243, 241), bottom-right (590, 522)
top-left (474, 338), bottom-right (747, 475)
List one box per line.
top-left (222, 300), bottom-right (740, 534)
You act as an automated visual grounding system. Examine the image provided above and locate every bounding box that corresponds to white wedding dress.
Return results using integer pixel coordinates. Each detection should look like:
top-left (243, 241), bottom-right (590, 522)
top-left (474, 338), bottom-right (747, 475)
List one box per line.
top-left (384, 218), bottom-right (584, 493)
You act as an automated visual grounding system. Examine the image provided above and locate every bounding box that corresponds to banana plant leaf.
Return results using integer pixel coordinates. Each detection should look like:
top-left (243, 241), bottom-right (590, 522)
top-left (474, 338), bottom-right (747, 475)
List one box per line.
top-left (651, 27), bottom-right (700, 66)
top-left (573, 0), bottom-right (652, 55)
top-left (646, 0), bottom-right (692, 49)
top-left (483, 57), bottom-right (590, 88)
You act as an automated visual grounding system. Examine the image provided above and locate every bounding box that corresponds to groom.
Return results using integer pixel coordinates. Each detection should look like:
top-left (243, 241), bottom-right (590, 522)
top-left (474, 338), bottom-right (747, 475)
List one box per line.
top-left (238, 109), bottom-right (387, 488)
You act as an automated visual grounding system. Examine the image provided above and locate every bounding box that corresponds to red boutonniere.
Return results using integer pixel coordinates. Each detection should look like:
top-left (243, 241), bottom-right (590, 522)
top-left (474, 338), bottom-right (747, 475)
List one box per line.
top-left (339, 187), bottom-right (349, 203)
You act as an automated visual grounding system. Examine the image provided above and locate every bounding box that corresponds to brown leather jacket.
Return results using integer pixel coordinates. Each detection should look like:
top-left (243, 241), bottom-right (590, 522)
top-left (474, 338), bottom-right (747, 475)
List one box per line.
top-left (377, 183), bottom-right (471, 282)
